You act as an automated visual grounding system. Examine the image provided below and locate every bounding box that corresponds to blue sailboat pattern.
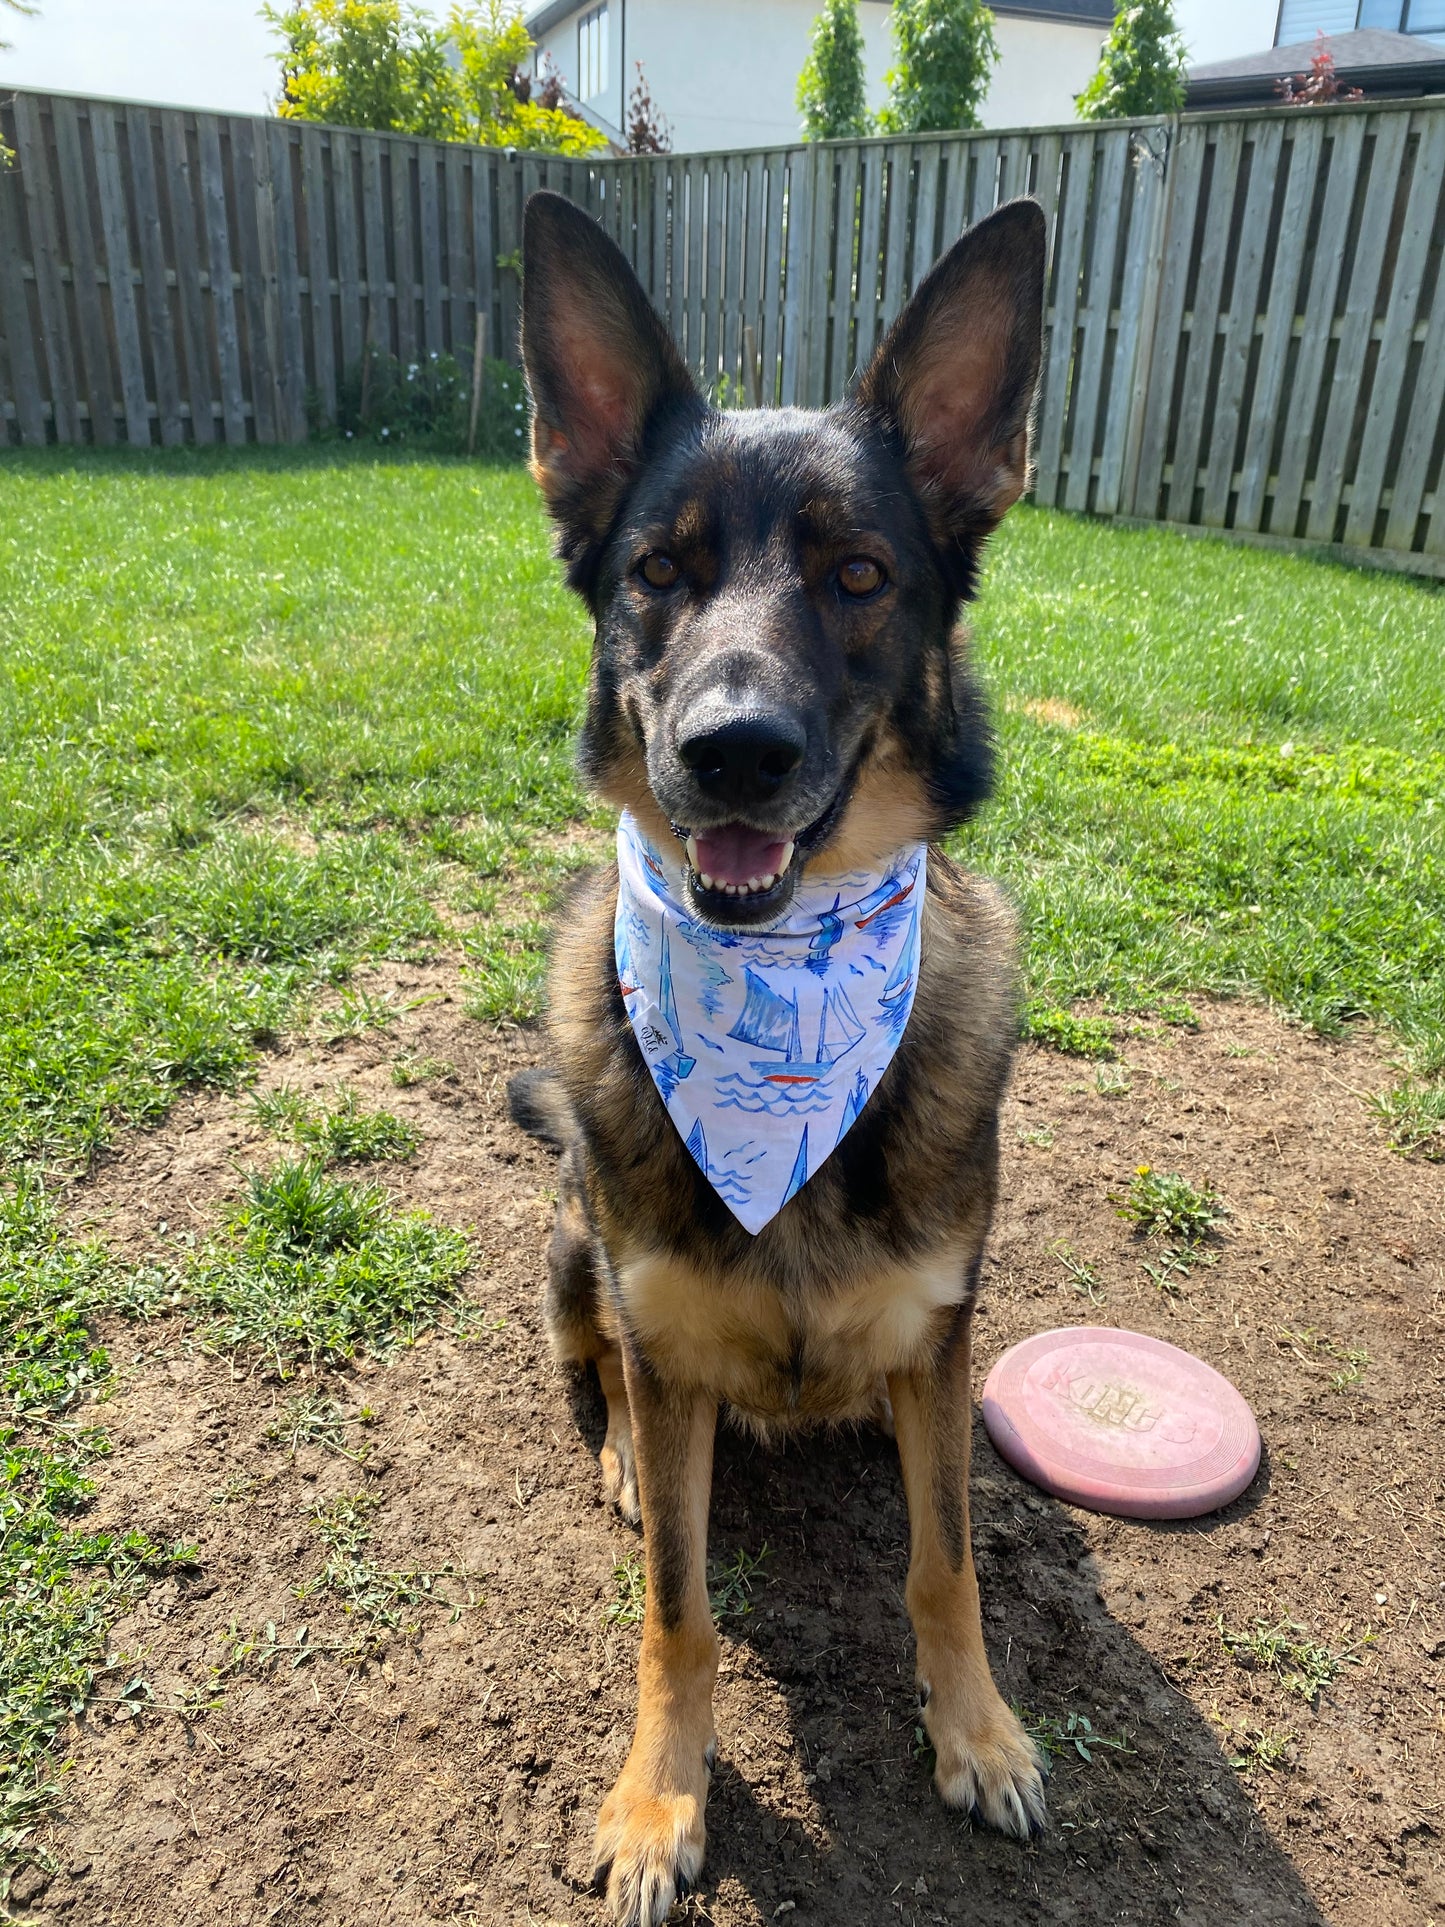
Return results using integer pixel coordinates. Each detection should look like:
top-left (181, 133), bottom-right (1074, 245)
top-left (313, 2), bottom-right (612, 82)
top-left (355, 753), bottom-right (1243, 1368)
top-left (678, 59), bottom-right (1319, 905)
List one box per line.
top-left (614, 813), bottom-right (926, 1234)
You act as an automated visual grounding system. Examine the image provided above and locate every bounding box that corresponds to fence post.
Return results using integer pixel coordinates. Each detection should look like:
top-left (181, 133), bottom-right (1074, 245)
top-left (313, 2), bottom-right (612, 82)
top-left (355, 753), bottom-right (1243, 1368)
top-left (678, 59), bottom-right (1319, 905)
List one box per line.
top-left (1117, 117), bottom-right (1175, 520)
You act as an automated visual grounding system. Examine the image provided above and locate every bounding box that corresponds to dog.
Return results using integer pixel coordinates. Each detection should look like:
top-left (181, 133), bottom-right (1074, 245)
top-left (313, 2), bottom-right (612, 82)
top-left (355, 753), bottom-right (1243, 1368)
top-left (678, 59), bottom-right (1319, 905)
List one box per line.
top-left (507, 186), bottom-right (1047, 1927)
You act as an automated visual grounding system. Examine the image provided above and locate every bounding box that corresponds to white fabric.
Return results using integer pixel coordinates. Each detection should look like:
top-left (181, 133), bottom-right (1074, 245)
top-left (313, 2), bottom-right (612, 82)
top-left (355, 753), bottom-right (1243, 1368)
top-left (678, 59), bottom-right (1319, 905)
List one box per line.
top-left (614, 811), bottom-right (927, 1234)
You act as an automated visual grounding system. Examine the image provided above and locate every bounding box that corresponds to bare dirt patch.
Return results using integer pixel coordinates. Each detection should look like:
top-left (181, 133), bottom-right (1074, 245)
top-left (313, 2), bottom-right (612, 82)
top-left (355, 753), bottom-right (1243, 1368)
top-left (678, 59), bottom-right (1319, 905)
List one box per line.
top-left (20, 980), bottom-right (1443, 1927)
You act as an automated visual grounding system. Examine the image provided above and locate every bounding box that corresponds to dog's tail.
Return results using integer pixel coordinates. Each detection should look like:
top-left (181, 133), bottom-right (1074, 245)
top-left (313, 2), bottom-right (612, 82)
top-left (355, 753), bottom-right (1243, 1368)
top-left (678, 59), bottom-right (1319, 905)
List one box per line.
top-left (506, 1067), bottom-right (576, 1153)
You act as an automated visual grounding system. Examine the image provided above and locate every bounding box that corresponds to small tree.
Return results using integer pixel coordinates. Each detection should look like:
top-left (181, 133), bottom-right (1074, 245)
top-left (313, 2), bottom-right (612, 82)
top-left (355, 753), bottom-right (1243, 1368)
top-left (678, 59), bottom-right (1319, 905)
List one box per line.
top-left (878, 0), bottom-right (998, 136)
top-left (627, 61), bottom-right (673, 153)
top-left (1076, 0), bottom-right (1187, 121)
top-left (797, 0), bottom-right (871, 142)
top-left (1276, 34), bottom-right (1363, 105)
top-left (266, 0), bottom-right (607, 153)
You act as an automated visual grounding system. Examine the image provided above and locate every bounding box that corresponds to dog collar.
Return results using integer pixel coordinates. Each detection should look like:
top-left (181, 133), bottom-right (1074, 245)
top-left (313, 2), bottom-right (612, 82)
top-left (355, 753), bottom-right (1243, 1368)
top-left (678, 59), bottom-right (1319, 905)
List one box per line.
top-left (614, 812), bottom-right (927, 1234)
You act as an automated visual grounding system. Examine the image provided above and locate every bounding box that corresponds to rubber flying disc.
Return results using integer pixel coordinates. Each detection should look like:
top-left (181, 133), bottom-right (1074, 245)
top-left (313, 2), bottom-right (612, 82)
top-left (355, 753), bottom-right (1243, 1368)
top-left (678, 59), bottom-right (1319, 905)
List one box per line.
top-left (981, 1326), bottom-right (1261, 1520)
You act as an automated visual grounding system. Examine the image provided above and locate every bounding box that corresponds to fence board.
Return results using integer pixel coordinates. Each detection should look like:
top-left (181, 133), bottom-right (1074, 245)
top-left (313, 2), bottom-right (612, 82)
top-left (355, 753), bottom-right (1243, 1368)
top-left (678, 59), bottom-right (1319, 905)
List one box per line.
top-left (91, 104), bottom-right (151, 445)
top-left (1064, 130), bottom-right (1127, 513)
top-left (1269, 113), bottom-right (1367, 536)
top-left (51, 96), bottom-right (117, 442)
top-left (1167, 120), bottom-right (1245, 523)
top-left (12, 96), bottom-right (75, 440)
top-left (1132, 119), bottom-right (1208, 517)
top-left (1234, 116), bottom-right (1323, 530)
top-left (126, 104), bottom-right (184, 445)
top-left (1035, 133), bottom-right (1095, 505)
top-left (1200, 118), bottom-right (1283, 526)
top-left (0, 160), bottom-right (44, 443)
top-left (1347, 116), bottom-right (1445, 548)
top-left (159, 112), bottom-right (214, 443)
top-left (1307, 112), bottom-right (1410, 543)
top-left (301, 125), bottom-right (336, 419)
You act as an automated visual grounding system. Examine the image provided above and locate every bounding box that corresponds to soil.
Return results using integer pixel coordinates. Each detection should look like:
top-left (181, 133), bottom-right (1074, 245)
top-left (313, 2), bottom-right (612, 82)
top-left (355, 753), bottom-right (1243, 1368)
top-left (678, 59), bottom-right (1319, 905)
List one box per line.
top-left (18, 964), bottom-right (1443, 1927)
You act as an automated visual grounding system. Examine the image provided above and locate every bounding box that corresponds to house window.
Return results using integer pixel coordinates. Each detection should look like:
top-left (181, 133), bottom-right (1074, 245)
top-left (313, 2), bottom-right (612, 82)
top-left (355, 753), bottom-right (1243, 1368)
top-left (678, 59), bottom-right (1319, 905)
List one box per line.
top-left (1277, 0), bottom-right (1445, 34)
top-left (579, 3), bottom-right (609, 101)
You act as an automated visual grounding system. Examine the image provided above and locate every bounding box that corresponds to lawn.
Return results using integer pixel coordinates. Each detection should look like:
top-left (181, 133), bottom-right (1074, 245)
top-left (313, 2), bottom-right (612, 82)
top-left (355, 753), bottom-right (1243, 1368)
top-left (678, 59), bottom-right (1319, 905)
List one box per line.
top-left (1, 444), bottom-right (1443, 1866)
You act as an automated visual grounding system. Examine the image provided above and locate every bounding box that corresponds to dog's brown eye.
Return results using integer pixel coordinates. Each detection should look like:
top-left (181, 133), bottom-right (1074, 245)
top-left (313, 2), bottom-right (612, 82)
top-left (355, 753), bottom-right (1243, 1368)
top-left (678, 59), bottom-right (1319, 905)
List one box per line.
top-left (839, 557), bottom-right (885, 598)
top-left (640, 552), bottom-right (680, 589)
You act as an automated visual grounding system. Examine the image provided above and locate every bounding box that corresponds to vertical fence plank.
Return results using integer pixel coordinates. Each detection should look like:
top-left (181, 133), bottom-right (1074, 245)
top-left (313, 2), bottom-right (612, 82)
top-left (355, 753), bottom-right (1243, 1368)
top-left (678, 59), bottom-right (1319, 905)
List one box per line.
top-left (1268, 113), bottom-right (1367, 536)
top-left (0, 157), bottom-right (45, 444)
top-left (160, 111), bottom-right (215, 443)
top-left (12, 96), bottom-right (77, 441)
top-left (1098, 139), bottom-right (1163, 517)
top-left (759, 153), bottom-right (786, 404)
top-left (1131, 120), bottom-right (1208, 517)
top-left (1233, 116), bottom-right (1323, 531)
top-left (418, 142), bottom-right (443, 355)
top-left (1166, 121), bottom-right (1245, 523)
top-left (231, 117), bottom-right (276, 442)
top-left (723, 151), bottom-right (746, 396)
top-left (301, 124), bottom-right (337, 422)
top-left (879, 141), bottom-right (911, 336)
top-left (358, 134), bottom-right (389, 359)
top-left (91, 103), bottom-right (151, 445)
top-left (1199, 119), bottom-right (1284, 526)
top-left (51, 97), bottom-right (117, 442)
top-left (1063, 130), bottom-right (1128, 513)
top-left (854, 140), bottom-right (885, 371)
top-left (471, 149), bottom-right (497, 362)
top-left (391, 142), bottom-right (417, 364)
top-left (126, 105), bottom-right (183, 446)
top-left (827, 142), bottom-right (860, 400)
top-left (778, 148), bottom-right (810, 406)
top-left (1035, 132), bottom-right (1095, 506)
top-left (269, 121), bottom-right (308, 439)
top-left (1306, 112), bottom-right (1410, 543)
top-left (444, 144), bottom-right (469, 357)
top-left (330, 132), bottom-right (363, 376)
top-left (198, 115), bottom-right (246, 441)
top-left (1347, 116), bottom-right (1445, 549)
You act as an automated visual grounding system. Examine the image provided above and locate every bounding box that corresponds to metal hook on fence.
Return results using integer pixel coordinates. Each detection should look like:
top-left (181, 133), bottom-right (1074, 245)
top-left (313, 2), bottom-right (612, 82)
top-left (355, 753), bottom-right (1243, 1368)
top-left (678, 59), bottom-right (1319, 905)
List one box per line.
top-left (1130, 124), bottom-right (1170, 180)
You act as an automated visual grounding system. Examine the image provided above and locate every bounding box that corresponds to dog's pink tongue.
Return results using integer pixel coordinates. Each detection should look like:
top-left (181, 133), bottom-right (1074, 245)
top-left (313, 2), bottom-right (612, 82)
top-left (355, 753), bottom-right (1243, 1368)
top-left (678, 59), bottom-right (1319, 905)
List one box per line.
top-left (693, 825), bottom-right (790, 887)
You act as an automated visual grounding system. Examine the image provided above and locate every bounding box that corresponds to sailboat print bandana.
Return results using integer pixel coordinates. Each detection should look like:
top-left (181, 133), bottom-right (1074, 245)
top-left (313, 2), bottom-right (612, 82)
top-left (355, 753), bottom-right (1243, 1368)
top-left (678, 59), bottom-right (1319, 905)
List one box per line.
top-left (614, 811), bottom-right (927, 1235)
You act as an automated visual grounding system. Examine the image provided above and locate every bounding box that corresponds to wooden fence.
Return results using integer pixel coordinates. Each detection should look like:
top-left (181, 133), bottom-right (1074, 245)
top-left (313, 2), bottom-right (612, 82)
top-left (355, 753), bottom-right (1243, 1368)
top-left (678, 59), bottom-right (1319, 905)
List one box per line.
top-left (3, 87), bottom-right (1445, 574)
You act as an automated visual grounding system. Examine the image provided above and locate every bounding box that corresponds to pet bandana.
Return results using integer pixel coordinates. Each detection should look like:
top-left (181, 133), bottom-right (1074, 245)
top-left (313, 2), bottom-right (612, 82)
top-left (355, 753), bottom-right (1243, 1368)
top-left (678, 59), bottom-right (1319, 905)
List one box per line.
top-left (614, 811), bottom-right (927, 1234)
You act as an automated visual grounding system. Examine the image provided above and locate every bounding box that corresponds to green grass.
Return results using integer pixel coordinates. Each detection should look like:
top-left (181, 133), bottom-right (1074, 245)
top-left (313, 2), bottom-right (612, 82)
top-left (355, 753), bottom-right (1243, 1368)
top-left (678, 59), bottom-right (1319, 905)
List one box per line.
top-left (251, 1085), bottom-right (420, 1163)
top-left (1, 445), bottom-right (1443, 1850)
top-left (186, 1159), bottom-right (469, 1368)
top-left (0, 1182), bottom-right (193, 1851)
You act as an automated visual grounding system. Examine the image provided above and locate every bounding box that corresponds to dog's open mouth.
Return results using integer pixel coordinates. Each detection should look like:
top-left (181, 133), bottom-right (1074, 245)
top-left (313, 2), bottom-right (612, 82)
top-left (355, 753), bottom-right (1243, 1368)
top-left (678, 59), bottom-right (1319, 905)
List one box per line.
top-left (676, 790), bottom-right (847, 925)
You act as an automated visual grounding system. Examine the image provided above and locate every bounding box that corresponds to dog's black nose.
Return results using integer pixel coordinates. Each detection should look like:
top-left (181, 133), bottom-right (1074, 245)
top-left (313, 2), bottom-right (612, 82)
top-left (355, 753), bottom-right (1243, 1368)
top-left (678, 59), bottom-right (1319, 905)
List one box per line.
top-left (677, 709), bottom-right (805, 805)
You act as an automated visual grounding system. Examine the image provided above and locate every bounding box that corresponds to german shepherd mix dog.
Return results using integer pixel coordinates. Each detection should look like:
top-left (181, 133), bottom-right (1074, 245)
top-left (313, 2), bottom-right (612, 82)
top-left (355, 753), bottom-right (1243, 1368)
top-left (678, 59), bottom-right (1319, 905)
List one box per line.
top-left (508, 189), bottom-right (1047, 1926)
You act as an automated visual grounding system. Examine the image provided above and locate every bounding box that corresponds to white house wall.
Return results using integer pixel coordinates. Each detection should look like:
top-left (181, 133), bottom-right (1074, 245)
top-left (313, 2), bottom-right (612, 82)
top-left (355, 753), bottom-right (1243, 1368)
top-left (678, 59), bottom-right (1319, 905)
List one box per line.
top-left (530, 0), bottom-right (1108, 152)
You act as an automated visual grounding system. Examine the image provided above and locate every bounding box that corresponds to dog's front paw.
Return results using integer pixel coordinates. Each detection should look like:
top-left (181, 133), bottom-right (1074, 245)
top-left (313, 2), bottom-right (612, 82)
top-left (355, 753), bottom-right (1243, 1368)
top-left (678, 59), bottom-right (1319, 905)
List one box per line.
top-left (921, 1684), bottom-right (1048, 1838)
top-left (592, 1758), bottom-right (710, 1927)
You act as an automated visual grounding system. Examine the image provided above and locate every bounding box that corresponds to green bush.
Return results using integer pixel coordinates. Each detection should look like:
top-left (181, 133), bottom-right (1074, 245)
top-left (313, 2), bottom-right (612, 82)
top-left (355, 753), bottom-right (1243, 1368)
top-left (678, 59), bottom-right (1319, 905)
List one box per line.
top-left (326, 348), bottom-right (528, 459)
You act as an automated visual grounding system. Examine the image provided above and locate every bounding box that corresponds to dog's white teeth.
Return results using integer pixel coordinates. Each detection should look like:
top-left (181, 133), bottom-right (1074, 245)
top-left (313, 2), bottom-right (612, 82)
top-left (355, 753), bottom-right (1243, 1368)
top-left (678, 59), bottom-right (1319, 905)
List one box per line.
top-left (779, 840), bottom-right (795, 871)
top-left (746, 875), bottom-right (761, 893)
top-left (685, 835), bottom-right (700, 872)
top-left (700, 871), bottom-right (715, 891)
top-left (758, 872), bottom-right (774, 891)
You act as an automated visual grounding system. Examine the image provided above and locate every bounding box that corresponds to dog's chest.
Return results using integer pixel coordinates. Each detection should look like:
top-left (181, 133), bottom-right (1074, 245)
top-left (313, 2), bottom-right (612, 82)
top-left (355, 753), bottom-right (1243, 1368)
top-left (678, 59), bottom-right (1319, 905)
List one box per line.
top-left (617, 1247), bottom-right (968, 1419)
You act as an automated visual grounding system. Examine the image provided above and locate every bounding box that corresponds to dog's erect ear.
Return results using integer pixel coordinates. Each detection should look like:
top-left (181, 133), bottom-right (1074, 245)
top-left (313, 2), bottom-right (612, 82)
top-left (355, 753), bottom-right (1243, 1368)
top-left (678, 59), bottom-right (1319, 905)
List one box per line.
top-left (521, 191), bottom-right (698, 554)
top-left (857, 198), bottom-right (1046, 554)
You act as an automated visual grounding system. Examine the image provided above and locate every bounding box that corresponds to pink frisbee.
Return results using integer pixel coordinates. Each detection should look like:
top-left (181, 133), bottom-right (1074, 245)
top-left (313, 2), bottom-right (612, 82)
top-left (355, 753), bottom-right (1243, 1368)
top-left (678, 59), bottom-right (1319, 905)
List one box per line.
top-left (981, 1326), bottom-right (1261, 1520)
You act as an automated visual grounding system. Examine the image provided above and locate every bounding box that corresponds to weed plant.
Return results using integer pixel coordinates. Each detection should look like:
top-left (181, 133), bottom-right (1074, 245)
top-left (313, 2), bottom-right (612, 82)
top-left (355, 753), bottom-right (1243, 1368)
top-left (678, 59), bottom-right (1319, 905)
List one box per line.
top-left (1217, 1615), bottom-right (1371, 1701)
top-left (252, 1085), bottom-right (419, 1163)
top-left (186, 1160), bottom-right (469, 1366)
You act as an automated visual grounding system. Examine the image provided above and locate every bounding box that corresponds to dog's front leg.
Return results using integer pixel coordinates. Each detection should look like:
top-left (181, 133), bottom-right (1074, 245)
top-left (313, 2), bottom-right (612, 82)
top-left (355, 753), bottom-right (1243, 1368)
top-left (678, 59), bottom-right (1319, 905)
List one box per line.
top-left (594, 1345), bottom-right (718, 1927)
top-left (888, 1304), bottom-right (1048, 1838)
